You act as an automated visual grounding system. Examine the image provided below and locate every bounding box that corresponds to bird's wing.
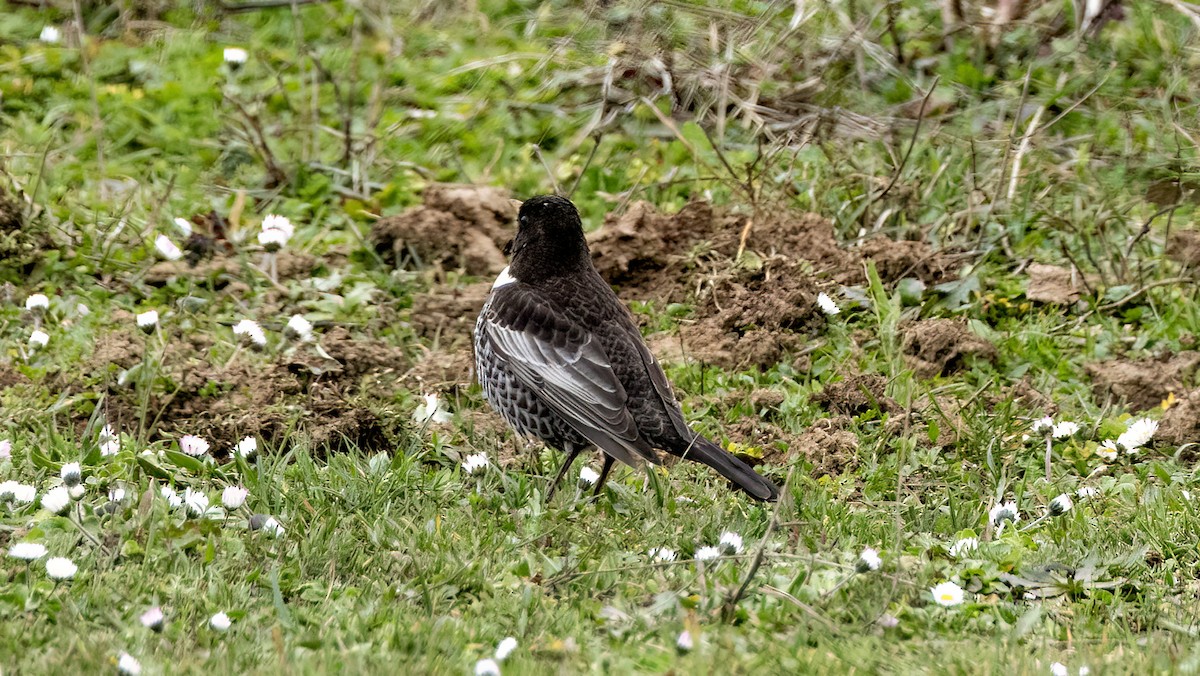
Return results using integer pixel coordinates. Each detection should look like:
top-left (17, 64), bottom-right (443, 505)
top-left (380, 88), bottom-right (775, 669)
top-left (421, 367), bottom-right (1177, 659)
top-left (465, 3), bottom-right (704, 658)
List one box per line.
top-left (482, 285), bottom-right (658, 467)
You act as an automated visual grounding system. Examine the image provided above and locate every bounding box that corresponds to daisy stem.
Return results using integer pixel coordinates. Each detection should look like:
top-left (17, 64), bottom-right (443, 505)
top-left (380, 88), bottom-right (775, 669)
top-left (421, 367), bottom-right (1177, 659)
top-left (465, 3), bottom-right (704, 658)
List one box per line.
top-left (1044, 436), bottom-right (1052, 480)
top-left (819, 572), bottom-right (857, 601)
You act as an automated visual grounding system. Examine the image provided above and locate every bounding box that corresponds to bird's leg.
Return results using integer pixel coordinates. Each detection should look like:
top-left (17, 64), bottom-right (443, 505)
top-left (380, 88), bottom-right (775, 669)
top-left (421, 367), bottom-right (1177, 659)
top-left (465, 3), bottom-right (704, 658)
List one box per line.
top-left (546, 444), bottom-right (581, 501)
top-left (592, 455), bottom-right (616, 496)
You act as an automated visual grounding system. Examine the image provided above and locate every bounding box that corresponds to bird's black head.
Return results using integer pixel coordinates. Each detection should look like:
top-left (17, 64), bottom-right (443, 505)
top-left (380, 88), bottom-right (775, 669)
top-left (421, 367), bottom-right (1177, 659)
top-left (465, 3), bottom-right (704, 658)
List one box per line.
top-left (506, 194), bottom-right (591, 283)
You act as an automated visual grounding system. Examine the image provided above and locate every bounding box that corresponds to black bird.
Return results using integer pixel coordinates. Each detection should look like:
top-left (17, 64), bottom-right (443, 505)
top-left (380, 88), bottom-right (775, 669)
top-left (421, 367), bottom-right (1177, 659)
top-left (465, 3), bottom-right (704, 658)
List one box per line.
top-left (473, 195), bottom-right (779, 502)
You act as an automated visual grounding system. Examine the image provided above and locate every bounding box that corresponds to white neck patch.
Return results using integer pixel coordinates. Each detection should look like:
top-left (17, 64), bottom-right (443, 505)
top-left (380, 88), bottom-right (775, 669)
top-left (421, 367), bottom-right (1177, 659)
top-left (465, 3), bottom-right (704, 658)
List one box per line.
top-left (492, 266), bottom-right (518, 289)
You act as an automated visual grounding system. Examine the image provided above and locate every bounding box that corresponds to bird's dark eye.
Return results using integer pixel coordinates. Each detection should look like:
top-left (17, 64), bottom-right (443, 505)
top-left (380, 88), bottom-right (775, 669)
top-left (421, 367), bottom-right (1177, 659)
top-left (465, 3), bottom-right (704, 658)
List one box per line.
top-left (519, 216), bottom-right (528, 226)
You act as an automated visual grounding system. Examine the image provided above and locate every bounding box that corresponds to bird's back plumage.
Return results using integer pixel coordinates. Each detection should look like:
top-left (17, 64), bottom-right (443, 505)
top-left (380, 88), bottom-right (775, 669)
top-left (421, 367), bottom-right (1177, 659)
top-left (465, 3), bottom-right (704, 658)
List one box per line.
top-left (474, 195), bottom-right (779, 501)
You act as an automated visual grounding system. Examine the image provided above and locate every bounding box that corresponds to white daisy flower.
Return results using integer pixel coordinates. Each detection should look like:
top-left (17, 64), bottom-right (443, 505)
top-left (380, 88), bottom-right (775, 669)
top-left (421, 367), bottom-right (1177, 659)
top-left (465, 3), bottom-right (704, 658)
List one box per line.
top-left (856, 547), bottom-right (881, 573)
top-left (648, 547), bottom-right (677, 563)
top-left (718, 531), bottom-right (743, 555)
top-left (578, 466), bottom-right (599, 486)
top-left (182, 488), bottom-right (209, 517)
top-left (462, 453), bottom-right (489, 475)
top-left (816, 292), bottom-right (840, 315)
top-left (154, 234), bottom-right (183, 261)
top-left (4, 482), bottom-right (36, 504)
top-left (257, 215), bottom-right (293, 252)
top-left (250, 514), bottom-right (286, 537)
top-left (9, 542), bottom-right (47, 560)
top-left (172, 217), bottom-right (193, 237)
top-left (160, 487), bottom-right (183, 509)
top-left (41, 486), bottom-right (71, 514)
top-left (221, 486), bottom-right (248, 510)
top-left (109, 487), bottom-right (127, 503)
top-left (136, 310), bottom-right (159, 333)
top-left (1049, 494), bottom-right (1073, 517)
top-left (413, 393), bottom-right (452, 424)
top-left (140, 606), bottom-right (164, 631)
top-left (45, 556), bottom-right (77, 580)
top-left (494, 637), bottom-right (517, 661)
top-left (180, 434), bottom-right (210, 457)
top-left (29, 330), bottom-right (49, 349)
top-left (235, 436), bottom-right (258, 459)
top-left (39, 26), bottom-right (61, 43)
top-left (209, 611), bottom-right (232, 632)
top-left (1051, 421), bottom-right (1080, 439)
top-left (76, 303), bottom-right (89, 316)
top-left (0, 439), bottom-right (10, 460)
top-left (284, 314), bottom-right (313, 342)
top-left (989, 501), bottom-right (1019, 528)
top-left (25, 293), bottom-right (49, 312)
top-left (223, 47), bottom-right (248, 66)
top-left (68, 485), bottom-right (85, 499)
top-left (60, 462), bottom-right (82, 487)
top-left (117, 652), bottom-right (141, 675)
top-left (1095, 440), bottom-right (1119, 461)
top-left (948, 537), bottom-right (979, 558)
top-left (694, 546), bottom-right (721, 562)
top-left (474, 659), bottom-right (501, 676)
top-left (1051, 663), bottom-right (1068, 676)
top-left (676, 630), bottom-right (694, 653)
top-left (1076, 486), bottom-right (1098, 499)
top-left (232, 319), bottom-right (267, 349)
top-left (931, 580), bottom-right (964, 607)
top-left (1031, 416), bottom-right (1055, 435)
top-left (1117, 418), bottom-right (1158, 453)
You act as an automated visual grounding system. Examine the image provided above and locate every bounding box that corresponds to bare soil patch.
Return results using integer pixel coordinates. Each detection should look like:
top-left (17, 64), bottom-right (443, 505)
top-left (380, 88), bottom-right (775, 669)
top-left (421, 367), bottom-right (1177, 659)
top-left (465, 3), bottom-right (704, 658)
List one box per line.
top-left (1158, 388), bottom-right (1200, 448)
top-left (371, 184), bottom-right (514, 276)
top-left (1025, 263), bottom-right (1089, 304)
top-left (1085, 351), bottom-right (1200, 412)
top-left (812, 374), bottom-right (899, 416)
top-left (901, 319), bottom-right (997, 378)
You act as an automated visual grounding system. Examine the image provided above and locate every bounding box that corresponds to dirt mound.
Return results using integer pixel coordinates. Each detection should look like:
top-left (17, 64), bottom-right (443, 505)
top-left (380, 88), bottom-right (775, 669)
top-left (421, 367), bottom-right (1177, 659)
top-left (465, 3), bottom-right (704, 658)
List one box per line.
top-left (74, 324), bottom-right (412, 452)
top-left (812, 374), bottom-right (899, 416)
top-left (409, 282), bottom-right (490, 349)
top-left (1167, 230), bottom-right (1200, 267)
top-left (1025, 263), bottom-right (1090, 304)
top-left (371, 184), bottom-right (514, 275)
top-left (589, 200), bottom-right (957, 370)
top-left (1158, 389), bottom-right (1200, 447)
top-left (901, 319), bottom-right (997, 378)
top-left (144, 250), bottom-right (319, 287)
top-left (0, 186), bottom-right (55, 274)
top-left (401, 348), bottom-right (475, 392)
top-left (1085, 351), bottom-right (1200, 412)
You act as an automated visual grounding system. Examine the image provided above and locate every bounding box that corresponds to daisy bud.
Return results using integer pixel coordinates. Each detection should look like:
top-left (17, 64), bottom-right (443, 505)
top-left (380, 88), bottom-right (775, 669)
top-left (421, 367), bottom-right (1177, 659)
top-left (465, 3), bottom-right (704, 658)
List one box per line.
top-left (856, 546), bottom-right (882, 573)
top-left (284, 314), bottom-right (313, 342)
top-left (989, 501), bottom-right (1020, 527)
top-left (462, 452), bottom-right (489, 475)
top-left (578, 466), bottom-right (599, 487)
top-left (0, 440), bottom-right (9, 460)
top-left (45, 556), bottom-right (77, 580)
top-left (221, 486), bottom-right (248, 510)
top-left (41, 486), bottom-right (70, 515)
top-left (179, 434), bottom-right (210, 457)
top-left (694, 546), bottom-right (720, 562)
top-left (494, 637), bottom-right (517, 661)
top-left (39, 26), bottom-right (61, 44)
top-left (29, 330), bottom-right (49, 349)
top-left (60, 462), bottom-right (82, 487)
top-left (1049, 494), bottom-right (1073, 517)
top-left (816, 292), bottom-right (840, 315)
top-left (25, 293), bottom-right (49, 313)
top-left (676, 630), bottom-right (694, 653)
top-left (718, 531), bottom-right (743, 555)
top-left (209, 611), bottom-right (232, 632)
top-left (154, 234), bottom-right (183, 261)
top-left (140, 606), bottom-right (164, 632)
top-left (235, 436), bottom-right (257, 460)
top-left (117, 652), bottom-right (141, 675)
top-left (182, 488), bottom-right (209, 517)
top-left (223, 47), bottom-right (248, 69)
top-left (474, 659), bottom-right (501, 676)
top-left (172, 217), bottom-right (193, 237)
top-left (136, 310), bottom-right (159, 334)
top-left (1051, 421), bottom-right (1080, 439)
top-left (68, 484), bottom-right (85, 500)
top-left (232, 319), bottom-right (267, 350)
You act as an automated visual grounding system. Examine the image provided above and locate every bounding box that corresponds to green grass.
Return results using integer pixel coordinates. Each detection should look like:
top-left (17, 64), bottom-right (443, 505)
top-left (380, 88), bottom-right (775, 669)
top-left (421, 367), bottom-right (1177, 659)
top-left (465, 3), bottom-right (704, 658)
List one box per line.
top-left (2, 0), bottom-right (1200, 673)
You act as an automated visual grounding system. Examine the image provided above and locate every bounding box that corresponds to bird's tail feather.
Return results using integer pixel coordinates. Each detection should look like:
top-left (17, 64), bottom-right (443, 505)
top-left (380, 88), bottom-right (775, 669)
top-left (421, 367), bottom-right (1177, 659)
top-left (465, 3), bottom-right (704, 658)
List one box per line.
top-left (679, 435), bottom-right (779, 502)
